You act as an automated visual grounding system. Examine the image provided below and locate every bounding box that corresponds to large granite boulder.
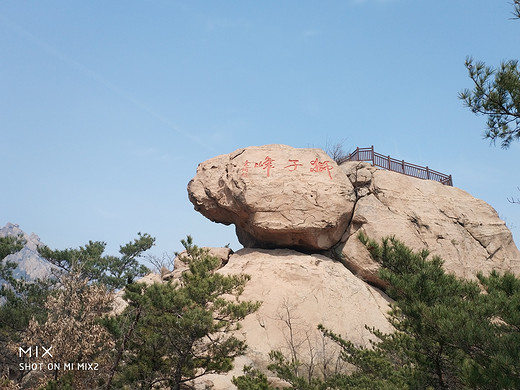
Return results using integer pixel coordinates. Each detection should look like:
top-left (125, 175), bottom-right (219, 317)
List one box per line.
top-left (115, 248), bottom-right (393, 389)
top-left (339, 161), bottom-right (520, 288)
top-left (188, 144), bottom-right (356, 251)
top-left (193, 248), bottom-right (392, 389)
top-left (188, 145), bottom-right (520, 289)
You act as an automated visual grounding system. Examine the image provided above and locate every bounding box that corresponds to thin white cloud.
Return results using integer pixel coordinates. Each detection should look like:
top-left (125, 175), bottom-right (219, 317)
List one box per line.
top-left (349, 0), bottom-right (396, 5)
top-left (204, 17), bottom-right (251, 32)
top-left (302, 29), bottom-right (319, 38)
top-left (0, 13), bottom-right (217, 153)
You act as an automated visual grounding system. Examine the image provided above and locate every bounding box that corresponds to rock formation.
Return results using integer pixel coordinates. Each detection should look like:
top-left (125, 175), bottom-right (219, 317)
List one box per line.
top-left (188, 145), bottom-right (520, 289)
top-left (188, 144), bottom-right (355, 251)
top-left (0, 223), bottom-right (54, 281)
top-left (216, 249), bottom-right (392, 368)
top-left (185, 144), bottom-right (520, 388)
top-left (339, 161), bottom-right (520, 288)
top-left (165, 248), bottom-right (393, 390)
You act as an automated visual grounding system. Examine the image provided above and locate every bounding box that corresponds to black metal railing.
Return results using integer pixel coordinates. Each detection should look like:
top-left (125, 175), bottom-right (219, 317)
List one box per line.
top-left (342, 146), bottom-right (453, 186)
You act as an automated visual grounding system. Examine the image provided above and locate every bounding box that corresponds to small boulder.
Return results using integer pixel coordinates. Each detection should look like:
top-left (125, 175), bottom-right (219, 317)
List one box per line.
top-left (162, 247), bottom-right (233, 281)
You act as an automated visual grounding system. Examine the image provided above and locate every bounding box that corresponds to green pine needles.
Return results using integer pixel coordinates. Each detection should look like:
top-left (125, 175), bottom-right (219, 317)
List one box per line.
top-left (235, 233), bottom-right (520, 390)
top-left (460, 58), bottom-right (520, 148)
top-left (38, 232), bottom-right (154, 290)
top-left (2, 234), bottom-right (259, 389)
top-left (460, 2), bottom-right (520, 149)
top-left (109, 236), bottom-right (261, 390)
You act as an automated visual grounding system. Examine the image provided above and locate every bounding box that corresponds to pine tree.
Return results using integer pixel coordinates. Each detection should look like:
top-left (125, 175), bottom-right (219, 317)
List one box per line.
top-left (459, 1), bottom-right (520, 148)
top-left (325, 234), bottom-right (520, 389)
top-left (110, 236), bottom-right (261, 390)
top-left (460, 58), bottom-right (520, 148)
top-left (241, 234), bottom-right (520, 389)
top-left (38, 233), bottom-right (154, 290)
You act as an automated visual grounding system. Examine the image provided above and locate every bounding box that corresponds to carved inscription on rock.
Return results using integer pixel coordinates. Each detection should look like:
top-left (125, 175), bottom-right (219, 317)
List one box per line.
top-left (188, 144), bottom-right (355, 251)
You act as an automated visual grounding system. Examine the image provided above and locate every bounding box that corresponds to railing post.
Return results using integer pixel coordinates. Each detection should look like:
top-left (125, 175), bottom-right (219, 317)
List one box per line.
top-left (371, 145), bottom-right (374, 165)
top-left (356, 147), bottom-right (359, 161)
top-left (387, 155), bottom-right (391, 170)
top-left (401, 160), bottom-right (405, 174)
top-left (426, 166), bottom-right (430, 180)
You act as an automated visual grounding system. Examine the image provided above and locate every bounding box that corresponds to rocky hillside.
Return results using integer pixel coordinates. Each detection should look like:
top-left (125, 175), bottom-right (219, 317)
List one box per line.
top-left (185, 144), bottom-right (520, 389)
top-left (0, 222), bottom-right (54, 281)
top-left (4, 144), bottom-right (517, 389)
top-left (188, 145), bottom-right (520, 287)
top-left (339, 160), bottom-right (520, 288)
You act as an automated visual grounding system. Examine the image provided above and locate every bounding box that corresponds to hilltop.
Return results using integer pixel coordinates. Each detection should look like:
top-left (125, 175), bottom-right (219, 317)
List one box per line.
top-left (0, 223), bottom-right (54, 281)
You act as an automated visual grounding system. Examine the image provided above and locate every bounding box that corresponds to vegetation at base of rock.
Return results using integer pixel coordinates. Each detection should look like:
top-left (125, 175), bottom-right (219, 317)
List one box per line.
top-left (0, 236), bottom-right (54, 387)
top-left (20, 271), bottom-right (114, 390)
top-left (235, 234), bottom-right (520, 390)
top-left (232, 365), bottom-right (275, 390)
top-left (1, 235), bottom-right (259, 389)
top-left (106, 236), bottom-right (261, 390)
top-left (1, 234), bottom-right (156, 387)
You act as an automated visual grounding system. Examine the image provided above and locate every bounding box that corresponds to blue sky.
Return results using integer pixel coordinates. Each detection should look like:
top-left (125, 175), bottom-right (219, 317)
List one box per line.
top-left (1, 0), bottom-right (519, 258)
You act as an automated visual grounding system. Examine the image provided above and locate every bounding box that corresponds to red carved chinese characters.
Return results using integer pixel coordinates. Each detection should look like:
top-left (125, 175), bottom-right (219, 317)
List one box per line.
top-left (310, 158), bottom-right (333, 179)
top-left (241, 160), bottom-right (250, 177)
top-left (254, 156), bottom-right (275, 177)
top-left (241, 157), bottom-right (333, 179)
top-left (284, 159), bottom-right (304, 171)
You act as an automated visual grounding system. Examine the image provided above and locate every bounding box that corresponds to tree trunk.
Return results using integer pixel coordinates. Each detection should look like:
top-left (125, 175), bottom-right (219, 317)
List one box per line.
top-left (105, 306), bottom-right (142, 390)
top-left (171, 362), bottom-right (183, 390)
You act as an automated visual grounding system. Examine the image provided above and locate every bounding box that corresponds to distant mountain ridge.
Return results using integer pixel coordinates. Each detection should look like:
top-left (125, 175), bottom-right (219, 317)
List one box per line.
top-left (0, 223), bottom-right (54, 281)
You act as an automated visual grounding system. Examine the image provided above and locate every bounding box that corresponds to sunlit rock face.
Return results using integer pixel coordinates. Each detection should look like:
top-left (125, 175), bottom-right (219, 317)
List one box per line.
top-left (188, 144), bottom-right (520, 289)
top-left (188, 144), bottom-right (356, 251)
top-left (339, 161), bottom-right (520, 288)
top-left (0, 222), bottom-right (55, 281)
top-left (178, 248), bottom-right (393, 390)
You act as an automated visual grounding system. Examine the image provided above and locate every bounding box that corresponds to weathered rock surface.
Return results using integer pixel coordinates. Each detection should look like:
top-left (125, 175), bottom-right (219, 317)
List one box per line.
top-left (188, 145), bottom-right (355, 251)
top-left (188, 145), bottom-right (520, 288)
top-left (0, 223), bottom-right (55, 281)
top-left (182, 145), bottom-right (520, 388)
top-left (114, 248), bottom-right (393, 389)
top-left (340, 161), bottom-right (520, 288)
top-left (199, 248), bottom-right (393, 389)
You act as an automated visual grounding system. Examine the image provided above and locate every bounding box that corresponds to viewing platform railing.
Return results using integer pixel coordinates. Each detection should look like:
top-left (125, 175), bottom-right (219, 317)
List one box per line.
top-left (341, 146), bottom-right (453, 186)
